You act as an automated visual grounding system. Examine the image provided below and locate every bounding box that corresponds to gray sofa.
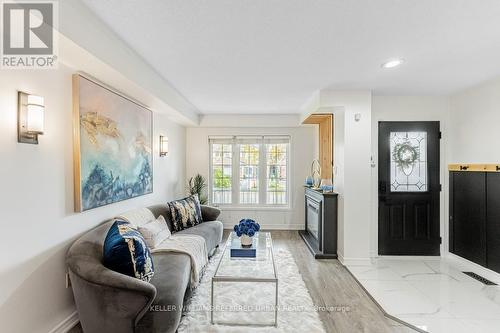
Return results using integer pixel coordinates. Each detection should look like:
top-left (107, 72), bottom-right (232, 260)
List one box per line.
top-left (66, 204), bottom-right (223, 333)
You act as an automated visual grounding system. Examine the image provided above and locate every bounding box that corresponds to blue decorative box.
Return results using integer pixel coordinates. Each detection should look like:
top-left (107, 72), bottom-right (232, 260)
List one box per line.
top-left (230, 236), bottom-right (256, 258)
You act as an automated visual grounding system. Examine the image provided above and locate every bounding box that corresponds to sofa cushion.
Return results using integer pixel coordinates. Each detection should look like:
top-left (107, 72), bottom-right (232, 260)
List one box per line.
top-left (166, 195), bottom-right (203, 232)
top-left (177, 221), bottom-right (223, 254)
top-left (200, 205), bottom-right (221, 222)
top-left (103, 220), bottom-right (154, 282)
top-left (136, 252), bottom-right (191, 333)
top-left (138, 215), bottom-right (171, 248)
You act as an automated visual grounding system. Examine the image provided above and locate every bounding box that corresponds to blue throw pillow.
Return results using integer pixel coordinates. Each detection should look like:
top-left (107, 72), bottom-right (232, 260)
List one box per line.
top-left (103, 220), bottom-right (154, 282)
top-left (167, 194), bottom-right (203, 232)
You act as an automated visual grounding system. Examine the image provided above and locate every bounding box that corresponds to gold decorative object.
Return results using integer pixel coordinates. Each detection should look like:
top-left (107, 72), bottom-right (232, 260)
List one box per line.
top-left (311, 159), bottom-right (322, 188)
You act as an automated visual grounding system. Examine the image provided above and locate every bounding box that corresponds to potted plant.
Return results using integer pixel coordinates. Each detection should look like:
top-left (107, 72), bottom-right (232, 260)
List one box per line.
top-left (187, 174), bottom-right (208, 204)
top-left (233, 219), bottom-right (260, 246)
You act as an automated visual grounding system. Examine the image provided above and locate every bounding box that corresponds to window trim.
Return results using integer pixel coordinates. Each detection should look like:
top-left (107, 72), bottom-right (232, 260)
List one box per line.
top-left (208, 139), bottom-right (234, 205)
top-left (208, 135), bottom-right (291, 209)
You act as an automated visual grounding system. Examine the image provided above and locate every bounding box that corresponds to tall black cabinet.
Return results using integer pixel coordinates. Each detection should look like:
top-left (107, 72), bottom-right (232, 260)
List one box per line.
top-left (449, 170), bottom-right (500, 273)
top-left (487, 173), bottom-right (500, 273)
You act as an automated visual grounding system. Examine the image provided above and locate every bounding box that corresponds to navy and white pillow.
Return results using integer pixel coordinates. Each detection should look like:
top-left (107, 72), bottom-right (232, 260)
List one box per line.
top-left (166, 194), bottom-right (203, 232)
top-left (103, 220), bottom-right (154, 282)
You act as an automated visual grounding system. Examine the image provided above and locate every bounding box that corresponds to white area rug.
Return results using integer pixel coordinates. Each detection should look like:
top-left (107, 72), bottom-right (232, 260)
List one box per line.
top-left (178, 247), bottom-right (325, 332)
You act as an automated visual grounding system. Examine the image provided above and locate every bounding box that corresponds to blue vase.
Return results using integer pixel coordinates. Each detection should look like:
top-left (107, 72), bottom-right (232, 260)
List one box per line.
top-left (305, 176), bottom-right (313, 186)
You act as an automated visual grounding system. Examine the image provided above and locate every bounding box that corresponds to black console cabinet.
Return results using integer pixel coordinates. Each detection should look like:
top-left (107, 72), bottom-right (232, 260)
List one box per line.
top-left (299, 187), bottom-right (338, 259)
top-left (450, 171), bottom-right (500, 273)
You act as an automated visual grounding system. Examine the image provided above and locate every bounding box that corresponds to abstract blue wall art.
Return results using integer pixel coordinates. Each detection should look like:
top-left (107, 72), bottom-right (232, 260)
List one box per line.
top-left (73, 74), bottom-right (153, 212)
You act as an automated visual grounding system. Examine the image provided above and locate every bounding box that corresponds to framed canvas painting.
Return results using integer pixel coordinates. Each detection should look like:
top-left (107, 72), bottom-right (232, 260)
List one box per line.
top-left (73, 74), bottom-right (153, 212)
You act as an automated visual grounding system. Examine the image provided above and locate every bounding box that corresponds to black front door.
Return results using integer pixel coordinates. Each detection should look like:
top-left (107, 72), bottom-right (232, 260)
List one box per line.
top-left (378, 121), bottom-right (440, 255)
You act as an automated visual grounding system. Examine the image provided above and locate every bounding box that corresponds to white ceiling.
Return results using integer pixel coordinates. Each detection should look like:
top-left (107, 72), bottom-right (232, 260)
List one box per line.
top-left (81, 0), bottom-right (500, 114)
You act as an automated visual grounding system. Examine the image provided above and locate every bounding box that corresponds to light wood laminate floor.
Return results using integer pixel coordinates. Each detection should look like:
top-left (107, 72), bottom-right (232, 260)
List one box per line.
top-left (70, 230), bottom-right (415, 333)
top-left (268, 230), bottom-right (415, 333)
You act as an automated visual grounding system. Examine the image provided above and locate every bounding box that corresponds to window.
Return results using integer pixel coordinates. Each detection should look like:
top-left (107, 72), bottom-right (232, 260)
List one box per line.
top-left (390, 131), bottom-right (428, 192)
top-left (239, 144), bottom-right (259, 204)
top-left (211, 142), bottom-right (232, 204)
top-left (266, 143), bottom-right (287, 204)
top-left (209, 136), bottom-right (290, 206)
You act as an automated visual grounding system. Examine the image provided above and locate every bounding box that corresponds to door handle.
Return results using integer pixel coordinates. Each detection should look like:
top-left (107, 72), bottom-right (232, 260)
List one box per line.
top-left (379, 195), bottom-right (393, 203)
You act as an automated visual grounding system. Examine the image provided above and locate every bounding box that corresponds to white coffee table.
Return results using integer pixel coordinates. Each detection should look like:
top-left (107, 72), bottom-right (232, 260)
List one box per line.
top-left (211, 232), bottom-right (278, 327)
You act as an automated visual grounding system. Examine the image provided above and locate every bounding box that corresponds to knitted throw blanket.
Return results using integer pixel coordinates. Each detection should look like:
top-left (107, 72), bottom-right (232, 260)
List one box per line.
top-left (152, 234), bottom-right (208, 288)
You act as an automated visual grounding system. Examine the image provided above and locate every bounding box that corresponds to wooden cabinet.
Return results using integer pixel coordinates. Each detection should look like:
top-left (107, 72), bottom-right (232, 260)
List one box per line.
top-left (449, 170), bottom-right (500, 273)
top-left (299, 187), bottom-right (338, 259)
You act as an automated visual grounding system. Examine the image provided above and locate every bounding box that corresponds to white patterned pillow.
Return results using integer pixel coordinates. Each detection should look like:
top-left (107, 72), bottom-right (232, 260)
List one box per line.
top-left (138, 215), bottom-right (171, 248)
top-left (117, 208), bottom-right (156, 228)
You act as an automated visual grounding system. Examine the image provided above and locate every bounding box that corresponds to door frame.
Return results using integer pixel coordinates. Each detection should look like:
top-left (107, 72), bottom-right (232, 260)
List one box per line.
top-left (375, 121), bottom-right (442, 256)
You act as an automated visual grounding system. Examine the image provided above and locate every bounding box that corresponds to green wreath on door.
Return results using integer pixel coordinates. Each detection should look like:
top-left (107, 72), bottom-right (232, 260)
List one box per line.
top-left (392, 141), bottom-right (420, 175)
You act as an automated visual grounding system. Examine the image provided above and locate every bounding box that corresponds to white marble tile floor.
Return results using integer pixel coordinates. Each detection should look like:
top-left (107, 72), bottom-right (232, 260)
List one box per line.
top-left (347, 257), bottom-right (500, 333)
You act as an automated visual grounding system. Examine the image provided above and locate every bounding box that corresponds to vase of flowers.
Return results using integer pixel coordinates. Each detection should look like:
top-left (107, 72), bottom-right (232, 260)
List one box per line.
top-left (233, 219), bottom-right (260, 246)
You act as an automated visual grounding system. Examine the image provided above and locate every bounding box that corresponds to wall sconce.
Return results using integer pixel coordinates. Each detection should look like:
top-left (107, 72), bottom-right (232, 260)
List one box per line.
top-left (159, 135), bottom-right (168, 157)
top-left (18, 91), bottom-right (44, 144)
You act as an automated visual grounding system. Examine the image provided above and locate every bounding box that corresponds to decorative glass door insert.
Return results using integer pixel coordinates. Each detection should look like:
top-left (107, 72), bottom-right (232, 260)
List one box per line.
top-left (390, 131), bottom-right (428, 192)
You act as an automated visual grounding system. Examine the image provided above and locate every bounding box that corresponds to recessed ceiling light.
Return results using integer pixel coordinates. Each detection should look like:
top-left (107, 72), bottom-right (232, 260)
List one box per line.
top-left (381, 58), bottom-right (404, 69)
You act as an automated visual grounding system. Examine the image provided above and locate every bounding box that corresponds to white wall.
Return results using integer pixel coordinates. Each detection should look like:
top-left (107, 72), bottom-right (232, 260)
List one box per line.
top-left (302, 90), bottom-right (373, 265)
top-left (0, 65), bottom-right (186, 333)
top-left (324, 91), bottom-right (373, 265)
top-left (333, 110), bottom-right (346, 257)
top-left (371, 96), bottom-right (450, 256)
top-left (186, 121), bottom-right (316, 230)
top-left (450, 77), bottom-right (500, 163)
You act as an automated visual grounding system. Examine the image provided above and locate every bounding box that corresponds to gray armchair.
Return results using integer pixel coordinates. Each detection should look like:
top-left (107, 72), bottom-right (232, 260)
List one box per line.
top-left (67, 204), bottom-right (222, 333)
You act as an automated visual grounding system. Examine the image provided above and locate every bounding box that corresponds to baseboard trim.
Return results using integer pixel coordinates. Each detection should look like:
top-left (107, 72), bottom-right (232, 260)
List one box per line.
top-left (337, 252), bottom-right (345, 264)
top-left (377, 255), bottom-right (441, 261)
top-left (338, 254), bottom-right (371, 266)
top-left (48, 311), bottom-right (79, 333)
top-left (223, 224), bottom-right (304, 230)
